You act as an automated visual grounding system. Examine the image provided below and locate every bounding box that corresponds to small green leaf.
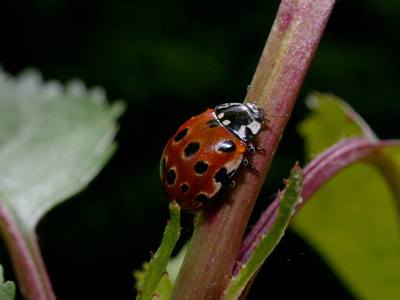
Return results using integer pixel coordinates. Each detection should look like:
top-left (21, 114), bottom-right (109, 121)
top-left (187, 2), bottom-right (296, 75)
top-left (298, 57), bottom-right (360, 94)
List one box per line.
top-left (222, 165), bottom-right (303, 300)
top-left (294, 93), bottom-right (400, 299)
top-left (135, 201), bottom-right (181, 300)
top-left (0, 68), bottom-right (124, 231)
top-left (0, 265), bottom-right (16, 300)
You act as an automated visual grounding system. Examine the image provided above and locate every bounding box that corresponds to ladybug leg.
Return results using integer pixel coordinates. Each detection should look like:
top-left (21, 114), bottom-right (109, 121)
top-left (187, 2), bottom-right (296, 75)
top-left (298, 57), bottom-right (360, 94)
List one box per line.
top-left (247, 143), bottom-right (265, 154)
top-left (247, 143), bottom-right (256, 153)
top-left (220, 170), bottom-right (237, 189)
top-left (227, 180), bottom-right (236, 189)
top-left (243, 157), bottom-right (260, 174)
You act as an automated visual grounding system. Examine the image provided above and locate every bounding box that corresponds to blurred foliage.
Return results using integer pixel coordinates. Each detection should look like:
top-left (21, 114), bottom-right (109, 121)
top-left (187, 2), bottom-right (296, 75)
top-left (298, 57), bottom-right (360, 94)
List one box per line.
top-left (299, 93), bottom-right (366, 157)
top-left (0, 265), bottom-right (15, 300)
top-left (0, 68), bottom-right (123, 231)
top-left (294, 93), bottom-right (400, 299)
top-left (0, 0), bottom-right (399, 299)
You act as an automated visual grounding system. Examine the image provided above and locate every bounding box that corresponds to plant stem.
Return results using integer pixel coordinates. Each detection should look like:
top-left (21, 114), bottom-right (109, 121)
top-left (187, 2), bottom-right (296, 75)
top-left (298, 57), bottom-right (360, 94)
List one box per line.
top-left (171, 1), bottom-right (335, 299)
top-left (237, 138), bottom-right (400, 268)
top-left (0, 202), bottom-right (55, 300)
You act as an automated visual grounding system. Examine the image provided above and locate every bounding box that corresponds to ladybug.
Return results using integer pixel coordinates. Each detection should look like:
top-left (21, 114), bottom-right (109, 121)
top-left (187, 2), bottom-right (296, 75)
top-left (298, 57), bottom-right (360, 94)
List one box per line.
top-left (160, 102), bottom-right (265, 211)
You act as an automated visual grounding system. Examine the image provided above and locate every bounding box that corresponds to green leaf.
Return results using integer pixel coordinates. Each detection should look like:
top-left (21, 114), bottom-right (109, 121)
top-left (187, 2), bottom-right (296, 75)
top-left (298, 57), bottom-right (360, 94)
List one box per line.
top-left (135, 201), bottom-right (181, 300)
top-left (294, 93), bottom-right (400, 299)
top-left (222, 165), bottom-right (303, 300)
top-left (0, 265), bottom-right (16, 300)
top-left (0, 68), bottom-right (124, 230)
top-left (298, 92), bottom-right (377, 159)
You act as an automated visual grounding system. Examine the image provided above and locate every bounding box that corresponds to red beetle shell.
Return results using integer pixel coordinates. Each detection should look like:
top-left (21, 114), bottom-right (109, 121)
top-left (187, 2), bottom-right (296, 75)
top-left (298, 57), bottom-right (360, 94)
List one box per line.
top-left (160, 109), bottom-right (247, 211)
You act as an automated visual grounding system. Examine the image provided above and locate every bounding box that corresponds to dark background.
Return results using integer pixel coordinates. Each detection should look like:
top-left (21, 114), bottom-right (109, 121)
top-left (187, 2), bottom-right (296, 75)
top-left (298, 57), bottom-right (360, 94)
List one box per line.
top-left (1, 0), bottom-right (399, 299)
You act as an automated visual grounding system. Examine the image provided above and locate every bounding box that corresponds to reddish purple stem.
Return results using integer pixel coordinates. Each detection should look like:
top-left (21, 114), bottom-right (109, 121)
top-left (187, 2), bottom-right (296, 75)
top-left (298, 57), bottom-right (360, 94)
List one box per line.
top-left (235, 137), bottom-right (400, 273)
top-left (0, 202), bottom-right (56, 300)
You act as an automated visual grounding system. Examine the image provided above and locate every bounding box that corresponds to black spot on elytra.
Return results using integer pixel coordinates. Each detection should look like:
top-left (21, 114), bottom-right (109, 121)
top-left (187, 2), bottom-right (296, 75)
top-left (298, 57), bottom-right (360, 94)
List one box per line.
top-left (195, 193), bottom-right (209, 202)
top-left (214, 167), bottom-right (228, 183)
top-left (166, 169), bottom-right (176, 186)
top-left (214, 167), bottom-right (237, 188)
top-left (174, 128), bottom-right (189, 142)
top-left (180, 183), bottom-right (189, 193)
top-left (194, 161), bottom-right (208, 174)
top-left (206, 119), bottom-right (220, 128)
top-left (184, 142), bottom-right (200, 157)
top-left (217, 140), bottom-right (236, 153)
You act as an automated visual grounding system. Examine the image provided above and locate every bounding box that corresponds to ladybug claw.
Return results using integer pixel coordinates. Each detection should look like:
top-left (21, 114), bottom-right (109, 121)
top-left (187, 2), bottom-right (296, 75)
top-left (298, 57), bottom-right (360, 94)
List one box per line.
top-left (249, 164), bottom-right (260, 174)
top-left (256, 145), bottom-right (266, 154)
top-left (243, 157), bottom-right (260, 174)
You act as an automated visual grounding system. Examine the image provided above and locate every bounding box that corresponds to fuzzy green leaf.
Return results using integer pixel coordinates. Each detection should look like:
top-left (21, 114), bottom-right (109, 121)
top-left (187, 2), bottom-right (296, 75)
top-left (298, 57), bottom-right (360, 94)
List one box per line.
top-left (135, 201), bottom-right (181, 300)
top-left (0, 68), bottom-right (124, 231)
top-left (222, 165), bottom-right (303, 300)
top-left (0, 265), bottom-right (16, 300)
top-left (294, 93), bottom-right (400, 299)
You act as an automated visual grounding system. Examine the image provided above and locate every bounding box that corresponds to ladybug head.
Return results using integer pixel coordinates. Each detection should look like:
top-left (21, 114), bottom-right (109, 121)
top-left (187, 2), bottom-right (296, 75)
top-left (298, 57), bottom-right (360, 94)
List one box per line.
top-left (215, 102), bottom-right (264, 142)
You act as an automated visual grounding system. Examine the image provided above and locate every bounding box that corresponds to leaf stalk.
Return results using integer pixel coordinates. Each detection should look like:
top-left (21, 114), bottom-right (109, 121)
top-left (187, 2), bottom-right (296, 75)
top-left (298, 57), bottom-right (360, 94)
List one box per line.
top-left (0, 203), bottom-right (55, 300)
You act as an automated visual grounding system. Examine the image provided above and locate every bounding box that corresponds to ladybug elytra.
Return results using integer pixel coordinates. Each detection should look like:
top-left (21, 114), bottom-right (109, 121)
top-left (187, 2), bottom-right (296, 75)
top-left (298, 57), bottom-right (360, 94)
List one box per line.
top-left (160, 102), bottom-right (265, 211)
